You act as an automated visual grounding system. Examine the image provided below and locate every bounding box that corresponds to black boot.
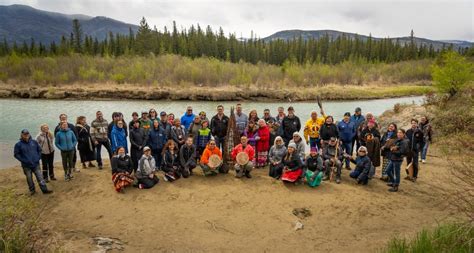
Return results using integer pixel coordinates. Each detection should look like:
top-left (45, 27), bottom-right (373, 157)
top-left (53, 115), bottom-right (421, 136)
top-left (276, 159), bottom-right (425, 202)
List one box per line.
top-left (388, 185), bottom-right (399, 192)
top-left (245, 171), bottom-right (252, 178)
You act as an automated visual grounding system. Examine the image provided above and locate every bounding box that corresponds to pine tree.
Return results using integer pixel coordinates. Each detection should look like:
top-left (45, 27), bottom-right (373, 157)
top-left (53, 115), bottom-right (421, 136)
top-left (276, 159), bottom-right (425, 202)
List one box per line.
top-left (72, 19), bottom-right (83, 53)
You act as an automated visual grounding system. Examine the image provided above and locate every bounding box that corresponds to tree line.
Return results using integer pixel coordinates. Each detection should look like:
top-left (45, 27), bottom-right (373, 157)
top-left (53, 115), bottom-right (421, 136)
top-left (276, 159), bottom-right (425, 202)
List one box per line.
top-left (0, 17), bottom-right (472, 66)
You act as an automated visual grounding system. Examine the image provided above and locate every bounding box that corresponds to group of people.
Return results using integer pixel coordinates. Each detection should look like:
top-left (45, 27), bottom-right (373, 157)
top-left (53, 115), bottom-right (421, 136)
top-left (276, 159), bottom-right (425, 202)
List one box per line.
top-left (14, 103), bottom-right (433, 194)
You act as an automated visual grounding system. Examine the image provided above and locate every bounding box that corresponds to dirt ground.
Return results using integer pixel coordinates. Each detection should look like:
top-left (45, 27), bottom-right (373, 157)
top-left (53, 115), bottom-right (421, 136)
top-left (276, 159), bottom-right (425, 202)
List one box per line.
top-left (0, 144), bottom-right (459, 253)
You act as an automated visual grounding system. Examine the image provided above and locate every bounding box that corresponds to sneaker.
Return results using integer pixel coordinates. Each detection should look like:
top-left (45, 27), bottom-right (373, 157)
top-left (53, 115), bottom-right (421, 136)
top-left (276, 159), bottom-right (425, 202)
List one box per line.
top-left (421, 159), bottom-right (426, 164)
top-left (418, 157), bottom-right (422, 162)
top-left (138, 184), bottom-right (144, 189)
top-left (98, 165), bottom-right (103, 170)
top-left (163, 175), bottom-right (169, 182)
top-left (388, 186), bottom-right (399, 192)
top-left (44, 179), bottom-right (50, 183)
top-left (336, 177), bottom-right (341, 184)
top-left (50, 177), bottom-right (57, 181)
top-left (30, 191), bottom-right (36, 196)
top-left (386, 182), bottom-right (394, 187)
top-left (235, 170), bottom-right (243, 178)
top-left (65, 176), bottom-right (71, 182)
top-left (75, 168), bottom-right (80, 172)
top-left (43, 190), bottom-right (53, 194)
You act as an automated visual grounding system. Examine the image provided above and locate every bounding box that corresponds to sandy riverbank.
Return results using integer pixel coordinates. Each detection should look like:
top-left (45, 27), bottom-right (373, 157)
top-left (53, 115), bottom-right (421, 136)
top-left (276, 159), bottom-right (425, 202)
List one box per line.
top-left (0, 83), bottom-right (433, 101)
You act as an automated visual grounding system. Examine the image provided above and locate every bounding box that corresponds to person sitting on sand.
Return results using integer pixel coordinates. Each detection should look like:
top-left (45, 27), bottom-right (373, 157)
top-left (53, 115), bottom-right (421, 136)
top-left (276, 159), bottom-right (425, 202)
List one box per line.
top-left (231, 136), bottom-right (255, 179)
top-left (322, 137), bottom-right (344, 184)
top-left (346, 146), bottom-right (373, 185)
top-left (386, 129), bottom-right (409, 192)
top-left (111, 146), bottom-right (134, 193)
top-left (136, 146), bottom-right (159, 189)
top-left (281, 143), bottom-right (303, 184)
top-left (179, 136), bottom-right (197, 177)
top-left (200, 140), bottom-right (223, 176)
top-left (268, 136), bottom-right (287, 179)
top-left (304, 147), bottom-right (324, 187)
top-left (14, 129), bottom-right (53, 195)
top-left (161, 140), bottom-right (182, 182)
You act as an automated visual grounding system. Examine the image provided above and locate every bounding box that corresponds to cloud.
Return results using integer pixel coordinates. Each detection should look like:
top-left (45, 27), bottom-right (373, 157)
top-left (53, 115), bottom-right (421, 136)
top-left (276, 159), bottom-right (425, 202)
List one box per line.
top-left (1, 0), bottom-right (472, 40)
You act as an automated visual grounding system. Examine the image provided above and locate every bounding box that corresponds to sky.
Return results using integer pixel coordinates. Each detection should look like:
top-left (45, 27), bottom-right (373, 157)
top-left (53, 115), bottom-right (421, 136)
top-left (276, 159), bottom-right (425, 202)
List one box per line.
top-left (1, 0), bottom-right (473, 41)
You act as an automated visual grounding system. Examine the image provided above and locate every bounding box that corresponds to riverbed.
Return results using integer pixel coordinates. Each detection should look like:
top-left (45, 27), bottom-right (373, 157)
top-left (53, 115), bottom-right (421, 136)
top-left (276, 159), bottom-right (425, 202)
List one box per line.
top-left (0, 96), bottom-right (423, 168)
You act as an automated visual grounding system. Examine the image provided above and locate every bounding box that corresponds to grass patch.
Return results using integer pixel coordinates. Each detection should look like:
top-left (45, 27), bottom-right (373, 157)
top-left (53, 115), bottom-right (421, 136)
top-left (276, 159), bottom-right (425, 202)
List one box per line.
top-left (381, 223), bottom-right (473, 253)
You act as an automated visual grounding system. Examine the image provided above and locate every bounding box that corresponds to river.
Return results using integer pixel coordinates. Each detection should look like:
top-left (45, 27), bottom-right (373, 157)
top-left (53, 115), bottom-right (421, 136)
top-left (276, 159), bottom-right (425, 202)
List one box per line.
top-left (0, 96), bottom-right (423, 169)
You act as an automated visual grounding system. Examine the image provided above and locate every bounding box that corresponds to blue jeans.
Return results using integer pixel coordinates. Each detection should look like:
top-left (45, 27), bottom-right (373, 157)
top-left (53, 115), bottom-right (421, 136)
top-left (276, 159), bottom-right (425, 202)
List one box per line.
top-left (386, 160), bottom-right (402, 186)
top-left (420, 142), bottom-right (429, 160)
top-left (23, 165), bottom-right (48, 193)
top-left (341, 141), bottom-right (352, 168)
top-left (96, 140), bottom-right (112, 167)
top-left (309, 137), bottom-right (320, 149)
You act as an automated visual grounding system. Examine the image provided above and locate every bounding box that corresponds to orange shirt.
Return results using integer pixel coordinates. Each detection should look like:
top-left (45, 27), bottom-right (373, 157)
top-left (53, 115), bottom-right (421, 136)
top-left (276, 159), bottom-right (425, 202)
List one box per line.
top-left (200, 146), bottom-right (222, 165)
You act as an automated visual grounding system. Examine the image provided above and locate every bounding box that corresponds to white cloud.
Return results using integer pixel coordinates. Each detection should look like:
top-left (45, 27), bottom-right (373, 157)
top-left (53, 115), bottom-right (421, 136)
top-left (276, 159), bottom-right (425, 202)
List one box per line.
top-left (1, 0), bottom-right (472, 40)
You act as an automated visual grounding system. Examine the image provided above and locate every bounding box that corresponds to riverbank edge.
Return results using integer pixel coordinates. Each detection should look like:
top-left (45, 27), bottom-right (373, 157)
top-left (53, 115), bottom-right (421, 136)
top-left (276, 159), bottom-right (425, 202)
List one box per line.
top-left (0, 83), bottom-right (433, 101)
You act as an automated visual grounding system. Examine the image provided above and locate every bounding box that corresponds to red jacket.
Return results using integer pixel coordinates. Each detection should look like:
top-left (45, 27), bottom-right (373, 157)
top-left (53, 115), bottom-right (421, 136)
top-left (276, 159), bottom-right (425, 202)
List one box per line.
top-left (231, 144), bottom-right (255, 161)
top-left (256, 125), bottom-right (270, 152)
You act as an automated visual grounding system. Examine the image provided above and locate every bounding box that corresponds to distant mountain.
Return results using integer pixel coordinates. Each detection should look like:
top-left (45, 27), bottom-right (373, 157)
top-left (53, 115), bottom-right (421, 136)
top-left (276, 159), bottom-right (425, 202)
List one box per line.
top-left (263, 29), bottom-right (473, 50)
top-left (0, 4), bottom-right (138, 45)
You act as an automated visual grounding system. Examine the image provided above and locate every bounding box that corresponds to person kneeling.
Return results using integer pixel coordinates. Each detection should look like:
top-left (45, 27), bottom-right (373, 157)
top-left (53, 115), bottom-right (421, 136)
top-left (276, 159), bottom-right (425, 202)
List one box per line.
top-left (161, 140), bottom-right (182, 182)
top-left (179, 137), bottom-right (197, 178)
top-left (200, 140), bottom-right (223, 176)
top-left (136, 146), bottom-right (159, 189)
top-left (111, 146), bottom-right (134, 193)
top-left (346, 146), bottom-right (372, 185)
top-left (322, 137), bottom-right (344, 184)
top-left (305, 147), bottom-right (324, 187)
top-left (232, 136), bottom-right (255, 179)
top-left (281, 143), bottom-right (303, 184)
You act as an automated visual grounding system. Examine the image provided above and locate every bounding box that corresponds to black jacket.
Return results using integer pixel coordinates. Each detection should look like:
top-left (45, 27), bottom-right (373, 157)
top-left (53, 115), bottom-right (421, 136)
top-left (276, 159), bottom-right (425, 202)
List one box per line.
top-left (111, 155), bottom-right (133, 174)
top-left (179, 144), bottom-right (196, 167)
top-left (360, 127), bottom-right (381, 146)
top-left (390, 138), bottom-right (409, 161)
top-left (210, 114), bottom-right (229, 138)
top-left (319, 124), bottom-right (339, 141)
top-left (283, 154), bottom-right (302, 171)
top-left (162, 150), bottom-right (180, 172)
top-left (306, 155), bottom-right (323, 172)
top-left (405, 127), bottom-right (424, 152)
top-left (281, 116), bottom-right (301, 141)
top-left (130, 127), bottom-right (148, 150)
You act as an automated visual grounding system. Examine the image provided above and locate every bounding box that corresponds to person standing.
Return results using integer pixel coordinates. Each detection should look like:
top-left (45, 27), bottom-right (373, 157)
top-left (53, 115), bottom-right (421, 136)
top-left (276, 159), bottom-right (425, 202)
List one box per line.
top-left (419, 116), bottom-right (433, 163)
top-left (55, 121), bottom-right (77, 181)
top-left (210, 105), bottom-right (229, 151)
top-left (159, 111), bottom-right (172, 139)
top-left (196, 120), bottom-right (212, 158)
top-left (281, 106), bottom-right (301, 146)
top-left (149, 108), bottom-right (159, 123)
top-left (111, 120), bottom-right (128, 155)
top-left (235, 103), bottom-right (248, 136)
top-left (248, 109), bottom-right (259, 123)
top-left (54, 114), bottom-right (77, 172)
top-left (36, 124), bottom-right (56, 181)
top-left (255, 119), bottom-right (270, 167)
top-left (386, 129), bottom-right (409, 192)
top-left (139, 111), bottom-right (152, 135)
top-left (188, 115), bottom-right (202, 140)
top-left (380, 123), bottom-right (398, 181)
top-left (90, 111), bottom-right (112, 170)
top-left (130, 120), bottom-right (148, 173)
top-left (350, 107), bottom-right (365, 154)
top-left (319, 116), bottom-right (339, 148)
top-left (108, 112), bottom-right (128, 140)
top-left (337, 112), bottom-right (356, 170)
top-left (171, 118), bottom-right (187, 149)
top-left (304, 109), bottom-right (326, 149)
top-left (128, 112), bottom-right (140, 130)
top-left (75, 116), bottom-right (96, 169)
top-left (262, 109), bottom-right (276, 124)
top-left (181, 106), bottom-right (196, 130)
top-left (15, 129), bottom-right (53, 195)
top-left (147, 120), bottom-right (167, 168)
top-left (274, 106), bottom-right (286, 138)
top-left (405, 119), bottom-right (424, 182)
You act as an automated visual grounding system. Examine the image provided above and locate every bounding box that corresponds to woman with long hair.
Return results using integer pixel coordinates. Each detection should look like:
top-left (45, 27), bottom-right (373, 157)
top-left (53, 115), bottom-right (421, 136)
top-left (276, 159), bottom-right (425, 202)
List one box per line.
top-left (380, 123), bottom-right (397, 181)
top-left (36, 123), bottom-right (56, 181)
top-left (161, 140), bottom-right (182, 182)
top-left (281, 143), bottom-right (303, 184)
top-left (75, 116), bottom-right (96, 169)
top-left (111, 146), bottom-right (134, 193)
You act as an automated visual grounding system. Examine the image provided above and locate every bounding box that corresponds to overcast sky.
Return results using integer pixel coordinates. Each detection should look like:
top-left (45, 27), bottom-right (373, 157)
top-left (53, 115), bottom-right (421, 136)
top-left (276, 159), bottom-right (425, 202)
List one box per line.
top-left (1, 0), bottom-right (473, 41)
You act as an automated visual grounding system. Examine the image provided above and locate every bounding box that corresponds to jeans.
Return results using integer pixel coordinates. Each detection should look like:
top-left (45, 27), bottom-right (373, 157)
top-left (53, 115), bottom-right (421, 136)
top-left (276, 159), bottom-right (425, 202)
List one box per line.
top-left (23, 166), bottom-right (48, 193)
top-left (61, 150), bottom-right (75, 177)
top-left (130, 147), bottom-right (143, 172)
top-left (95, 139), bottom-right (112, 167)
top-left (351, 136), bottom-right (360, 156)
top-left (41, 152), bottom-right (55, 179)
top-left (341, 141), bottom-right (352, 168)
top-left (420, 142), bottom-right (429, 160)
top-left (214, 136), bottom-right (226, 152)
top-left (152, 148), bottom-right (163, 169)
top-left (309, 137), bottom-right (320, 149)
top-left (406, 151), bottom-right (419, 178)
top-left (386, 160), bottom-right (402, 186)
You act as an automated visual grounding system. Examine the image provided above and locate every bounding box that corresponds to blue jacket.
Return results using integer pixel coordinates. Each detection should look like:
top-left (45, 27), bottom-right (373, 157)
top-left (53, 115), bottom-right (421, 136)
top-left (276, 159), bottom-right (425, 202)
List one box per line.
top-left (14, 137), bottom-right (42, 168)
top-left (55, 128), bottom-right (77, 151)
top-left (337, 120), bottom-right (356, 142)
top-left (148, 126), bottom-right (167, 150)
top-left (350, 114), bottom-right (365, 130)
top-left (180, 113), bottom-right (196, 129)
top-left (111, 125), bottom-right (128, 153)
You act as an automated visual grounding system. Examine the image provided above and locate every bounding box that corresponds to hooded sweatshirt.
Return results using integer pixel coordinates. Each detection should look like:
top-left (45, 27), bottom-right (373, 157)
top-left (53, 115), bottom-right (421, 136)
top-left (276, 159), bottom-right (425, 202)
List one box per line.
top-left (136, 154), bottom-right (156, 179)
top-left (269, 137), bottom-right (287, 164)
top-left (181, 113), bottom-right (196, 129)
top-left (110, 125), bottom-right (127, 153)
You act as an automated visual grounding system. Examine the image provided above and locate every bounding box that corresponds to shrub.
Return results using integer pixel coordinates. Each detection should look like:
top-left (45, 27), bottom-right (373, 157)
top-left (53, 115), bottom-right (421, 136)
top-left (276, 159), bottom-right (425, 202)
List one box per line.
top-left (432, 51), bottom-right (473, 98)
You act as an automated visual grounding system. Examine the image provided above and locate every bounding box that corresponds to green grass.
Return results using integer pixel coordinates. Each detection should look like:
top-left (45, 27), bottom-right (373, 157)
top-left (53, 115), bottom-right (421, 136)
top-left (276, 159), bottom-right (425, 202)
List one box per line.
top-left (382, 223), bottom-right (474, 253)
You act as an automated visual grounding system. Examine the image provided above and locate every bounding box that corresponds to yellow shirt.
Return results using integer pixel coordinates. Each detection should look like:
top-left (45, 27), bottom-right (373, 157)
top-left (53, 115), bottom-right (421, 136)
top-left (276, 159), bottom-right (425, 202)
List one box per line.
top-left (304, 115), bottom-right (326, 140)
